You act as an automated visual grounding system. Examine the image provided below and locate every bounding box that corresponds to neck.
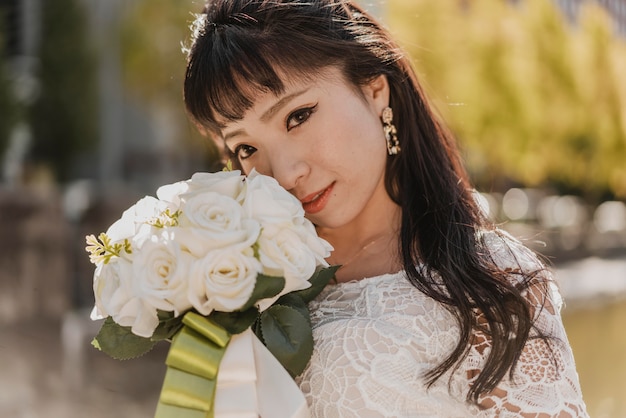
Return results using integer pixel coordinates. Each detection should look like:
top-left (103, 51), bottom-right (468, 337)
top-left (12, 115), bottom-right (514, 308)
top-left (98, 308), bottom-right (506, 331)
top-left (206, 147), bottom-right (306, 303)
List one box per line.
top-left (318, 203), bottom-right (402, 283)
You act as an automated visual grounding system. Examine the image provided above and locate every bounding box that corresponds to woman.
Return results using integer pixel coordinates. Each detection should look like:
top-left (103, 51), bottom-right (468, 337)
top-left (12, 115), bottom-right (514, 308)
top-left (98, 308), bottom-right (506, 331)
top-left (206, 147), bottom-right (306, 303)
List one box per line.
top-left (183, 0), bottom-right (588, 416)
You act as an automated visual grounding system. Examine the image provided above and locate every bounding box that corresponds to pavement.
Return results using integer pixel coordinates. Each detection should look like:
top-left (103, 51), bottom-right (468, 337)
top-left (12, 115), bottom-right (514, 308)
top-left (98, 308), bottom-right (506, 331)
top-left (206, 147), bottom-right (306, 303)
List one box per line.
top-left (0, 317), bottom-right (167, 418)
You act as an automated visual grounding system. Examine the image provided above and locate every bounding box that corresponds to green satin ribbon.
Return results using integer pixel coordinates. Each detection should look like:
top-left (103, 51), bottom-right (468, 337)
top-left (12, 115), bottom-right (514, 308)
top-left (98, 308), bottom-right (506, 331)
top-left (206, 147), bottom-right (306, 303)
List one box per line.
top-left (154, 312), bottom-right (231, 418)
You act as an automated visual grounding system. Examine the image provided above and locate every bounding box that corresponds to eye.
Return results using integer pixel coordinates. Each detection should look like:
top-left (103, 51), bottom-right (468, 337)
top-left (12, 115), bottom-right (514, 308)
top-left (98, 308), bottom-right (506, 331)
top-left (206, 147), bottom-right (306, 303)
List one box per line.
top-left (286, 104), bottom-right (318, 131)
top-left (232, 144), bottom-right (257, 160)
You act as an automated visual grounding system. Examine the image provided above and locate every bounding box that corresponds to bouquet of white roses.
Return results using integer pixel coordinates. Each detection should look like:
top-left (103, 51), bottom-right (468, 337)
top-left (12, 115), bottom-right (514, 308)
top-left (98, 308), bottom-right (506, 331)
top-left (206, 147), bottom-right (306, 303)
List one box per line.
top-left (86, 169), bottom-right (335, 418)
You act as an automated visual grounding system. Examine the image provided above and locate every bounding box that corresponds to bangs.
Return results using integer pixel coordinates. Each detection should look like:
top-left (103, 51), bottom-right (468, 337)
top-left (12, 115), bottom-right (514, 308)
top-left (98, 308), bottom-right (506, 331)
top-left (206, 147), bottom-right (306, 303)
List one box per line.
top-left (184, 25), bottom-right (279, 132)
top-left (184, 21), bottom-right (329, 134)
top-left (183, 0), bottom-right (361, 135)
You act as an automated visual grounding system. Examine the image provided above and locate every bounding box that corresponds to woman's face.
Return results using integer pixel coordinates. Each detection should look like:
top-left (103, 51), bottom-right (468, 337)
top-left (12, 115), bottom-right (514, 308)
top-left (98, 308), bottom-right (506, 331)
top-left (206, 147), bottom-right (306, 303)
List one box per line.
top-left (219, 66), bottom-right (392, 231)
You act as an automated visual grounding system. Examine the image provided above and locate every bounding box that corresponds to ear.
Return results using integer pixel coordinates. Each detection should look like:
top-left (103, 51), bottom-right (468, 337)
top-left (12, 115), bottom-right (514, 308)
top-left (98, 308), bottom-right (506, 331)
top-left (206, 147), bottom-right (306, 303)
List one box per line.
top-left (362, 74), bottom-right (390, 115)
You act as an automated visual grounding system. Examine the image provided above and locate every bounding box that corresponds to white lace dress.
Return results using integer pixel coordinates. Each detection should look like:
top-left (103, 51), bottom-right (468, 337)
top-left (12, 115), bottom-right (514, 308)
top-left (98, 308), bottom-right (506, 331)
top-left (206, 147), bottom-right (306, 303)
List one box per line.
top-left (296, 232), bottom-right (588, 417)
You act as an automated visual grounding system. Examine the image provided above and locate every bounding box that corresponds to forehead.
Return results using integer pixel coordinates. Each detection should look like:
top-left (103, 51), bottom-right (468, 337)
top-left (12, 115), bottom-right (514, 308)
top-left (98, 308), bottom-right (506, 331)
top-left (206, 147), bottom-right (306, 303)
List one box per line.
top-left (215, 66), bottom-right (351, 129)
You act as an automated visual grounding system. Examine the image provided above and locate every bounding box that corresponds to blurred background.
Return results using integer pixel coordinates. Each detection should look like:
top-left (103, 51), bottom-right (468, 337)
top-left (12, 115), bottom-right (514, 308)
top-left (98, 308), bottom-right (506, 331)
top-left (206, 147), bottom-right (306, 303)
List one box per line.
top-left (0, 0), bottom-right (625, 416)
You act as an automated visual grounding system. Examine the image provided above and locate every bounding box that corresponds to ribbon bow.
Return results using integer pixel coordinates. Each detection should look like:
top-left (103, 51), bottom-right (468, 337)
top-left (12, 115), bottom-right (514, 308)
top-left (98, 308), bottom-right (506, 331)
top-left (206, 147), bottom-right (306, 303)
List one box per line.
top-left (155, 312), bottom-right (230, 417)
top-left (154, 311), bottom-right (310, 418)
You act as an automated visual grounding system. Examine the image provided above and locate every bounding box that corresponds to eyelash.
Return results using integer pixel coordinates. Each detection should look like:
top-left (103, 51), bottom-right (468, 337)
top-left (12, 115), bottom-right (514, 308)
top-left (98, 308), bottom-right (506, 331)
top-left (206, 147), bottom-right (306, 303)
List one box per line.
top-left (232, 144), bottom-right (257, 161)
top-left (230, 103), bottom-right (318, 161)
top-left (286, 104), bottom-right (318, 131)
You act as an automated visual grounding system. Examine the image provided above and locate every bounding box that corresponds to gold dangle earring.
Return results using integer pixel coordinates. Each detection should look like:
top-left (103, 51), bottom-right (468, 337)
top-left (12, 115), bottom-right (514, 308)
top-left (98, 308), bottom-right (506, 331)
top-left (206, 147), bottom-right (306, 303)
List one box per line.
top-left (382, 107), bottom-right (400, 155)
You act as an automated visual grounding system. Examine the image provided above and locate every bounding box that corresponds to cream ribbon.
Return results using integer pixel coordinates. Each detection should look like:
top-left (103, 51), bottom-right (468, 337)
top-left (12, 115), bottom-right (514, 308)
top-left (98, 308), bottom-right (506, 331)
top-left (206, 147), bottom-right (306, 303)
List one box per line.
top-left (215, 328), bottom-right (310, 418)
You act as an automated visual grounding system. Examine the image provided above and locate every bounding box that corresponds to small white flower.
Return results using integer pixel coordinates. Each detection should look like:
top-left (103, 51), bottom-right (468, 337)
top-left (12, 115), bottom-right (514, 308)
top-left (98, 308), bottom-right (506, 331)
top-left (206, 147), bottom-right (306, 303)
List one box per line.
top-left (106, 196), bottom-right (172, 243)
top-left (188, 246), bottom-right (262, 315)
top-left (105, 206), bottom-right (139, 244)
top-left (156, 180), bottom-right (189, 207)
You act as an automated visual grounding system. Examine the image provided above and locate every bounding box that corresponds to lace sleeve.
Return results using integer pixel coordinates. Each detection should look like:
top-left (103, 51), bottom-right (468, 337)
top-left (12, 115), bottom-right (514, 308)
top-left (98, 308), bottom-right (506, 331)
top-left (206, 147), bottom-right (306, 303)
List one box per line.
top-left (462, 231), bottom-right (588, 417)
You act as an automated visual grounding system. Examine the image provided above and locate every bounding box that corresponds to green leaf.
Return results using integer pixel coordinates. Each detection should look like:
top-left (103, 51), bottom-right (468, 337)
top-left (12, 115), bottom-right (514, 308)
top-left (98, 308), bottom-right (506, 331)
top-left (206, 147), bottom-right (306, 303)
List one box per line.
top-left (209, 307), bottom-right (259, 335)
top-left (293, 265), bottom-right (340, 303)
top-left (252, 317), bottom-right (264, 343)
top-left (92, 317), bottom-right (157, 360)
top-left (259, 305), bottom-right (313, 377)
top-left (275, 293), bottom-right (310, 326)
top-left (239, 274), bottom-right (285, 311)
top-left (150, 310), bottom-right (184, 341)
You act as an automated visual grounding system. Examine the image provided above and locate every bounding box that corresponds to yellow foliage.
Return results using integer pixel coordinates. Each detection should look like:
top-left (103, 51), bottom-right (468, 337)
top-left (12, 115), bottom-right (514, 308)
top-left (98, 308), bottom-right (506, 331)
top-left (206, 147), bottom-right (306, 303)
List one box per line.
top-left (389, 0), bottom-right (626, 198)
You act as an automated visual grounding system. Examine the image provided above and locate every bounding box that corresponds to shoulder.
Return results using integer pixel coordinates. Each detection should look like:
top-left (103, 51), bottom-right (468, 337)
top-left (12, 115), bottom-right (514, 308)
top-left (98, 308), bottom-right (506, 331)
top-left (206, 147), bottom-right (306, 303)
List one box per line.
top-left (477, 228), bottom-right (564, 313)
top-left (477, 228), bottom-right (547, 273)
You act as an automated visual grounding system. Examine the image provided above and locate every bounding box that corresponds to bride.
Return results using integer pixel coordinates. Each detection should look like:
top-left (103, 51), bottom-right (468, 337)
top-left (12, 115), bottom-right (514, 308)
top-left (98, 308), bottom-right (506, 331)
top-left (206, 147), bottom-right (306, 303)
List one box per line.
top-left (182, 0), bottom-right (588, 416)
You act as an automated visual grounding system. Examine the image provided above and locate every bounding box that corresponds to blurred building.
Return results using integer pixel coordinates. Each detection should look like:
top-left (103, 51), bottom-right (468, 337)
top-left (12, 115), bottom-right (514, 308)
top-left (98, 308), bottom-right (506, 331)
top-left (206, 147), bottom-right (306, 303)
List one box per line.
top-left (0, 0), bottom-right (39, 59)
top-left (0, 0), bottom-right (40, 101)
top-left (553, 0), bottom-right (626, 36)
top-left (0, 0), bottom-right (39, 187)
top-left (1, 0), bottom-right (211, 192)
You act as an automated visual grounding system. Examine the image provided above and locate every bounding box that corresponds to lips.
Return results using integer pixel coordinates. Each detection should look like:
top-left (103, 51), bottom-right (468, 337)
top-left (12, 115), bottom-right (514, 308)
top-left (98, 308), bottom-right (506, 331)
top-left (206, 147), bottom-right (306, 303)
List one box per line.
top-left (300, 183), bottom-right (334, 214)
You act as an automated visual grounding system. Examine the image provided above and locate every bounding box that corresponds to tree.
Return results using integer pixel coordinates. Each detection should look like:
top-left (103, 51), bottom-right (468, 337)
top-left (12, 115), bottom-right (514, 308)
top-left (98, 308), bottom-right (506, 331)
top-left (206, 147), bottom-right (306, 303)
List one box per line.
top-left (0, 9), bottom-right (19, 163)
top-left (388, 0), bottom-right (626, 199)
top-left (28, 0), bottom-right (97, 182)
top-left (119, 0), bottom-right (221, 171)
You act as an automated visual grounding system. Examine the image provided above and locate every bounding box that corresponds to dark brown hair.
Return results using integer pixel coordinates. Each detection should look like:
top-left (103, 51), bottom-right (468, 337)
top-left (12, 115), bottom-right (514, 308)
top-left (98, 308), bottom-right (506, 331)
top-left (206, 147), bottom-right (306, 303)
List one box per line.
top-left (183, 0), bottom-right (545, 403)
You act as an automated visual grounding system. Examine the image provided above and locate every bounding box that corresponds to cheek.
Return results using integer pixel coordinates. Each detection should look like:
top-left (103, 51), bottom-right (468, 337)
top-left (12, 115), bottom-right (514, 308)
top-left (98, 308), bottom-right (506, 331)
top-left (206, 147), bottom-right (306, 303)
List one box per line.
top-left (343, 115), bottom-right (387, 165)
top-left (344, 100), bottom-right (385, 148)
top-left (241, 158), bottom-right (271, 177)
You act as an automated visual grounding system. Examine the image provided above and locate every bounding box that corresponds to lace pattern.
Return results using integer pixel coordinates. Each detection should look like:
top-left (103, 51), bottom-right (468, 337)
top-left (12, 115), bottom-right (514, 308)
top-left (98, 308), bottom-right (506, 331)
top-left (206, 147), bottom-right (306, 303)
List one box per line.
top-left (296, 231), bottom-right (588, 417)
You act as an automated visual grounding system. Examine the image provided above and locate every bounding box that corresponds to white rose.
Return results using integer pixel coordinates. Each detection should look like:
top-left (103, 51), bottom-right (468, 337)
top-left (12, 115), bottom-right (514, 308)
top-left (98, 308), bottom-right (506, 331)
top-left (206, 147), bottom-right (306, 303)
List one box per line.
top-left (173, 220), bottom-right (260, 259)
top-left (188, 246), bottom-right (262, 315)
top-left (179, 190), bottom-right (244, 231)
top-left (292, 217), bottom-right (333, 265)
top-left (242, 169), bottom-right (304, 225)
top-left (130, 231), bottom-right (193, 316)
top-left (161, 253), bottom-right (196, 318)
top-left (187, 170), bottom-right (245, 201)
top-left (91, 256), bottom-right (134, 320)
top-left (256, 226), bottom-right (318, 310)
top-left (175, 190), bottom-right (261, 257)
top-left (114, 298), bottom-right (160, 339)
top-left (91, 257), bottom-right (159, 338)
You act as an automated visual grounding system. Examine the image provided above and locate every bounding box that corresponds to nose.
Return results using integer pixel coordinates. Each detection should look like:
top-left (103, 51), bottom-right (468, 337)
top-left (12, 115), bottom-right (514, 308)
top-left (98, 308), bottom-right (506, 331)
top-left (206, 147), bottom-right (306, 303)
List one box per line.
top-left (268, 145), bottom-right (310, 192)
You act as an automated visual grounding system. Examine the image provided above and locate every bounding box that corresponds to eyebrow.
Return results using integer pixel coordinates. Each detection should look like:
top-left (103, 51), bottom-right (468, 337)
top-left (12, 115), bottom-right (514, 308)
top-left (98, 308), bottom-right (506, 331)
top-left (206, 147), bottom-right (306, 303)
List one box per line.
top-left (260, 88), bottom-right (309, 122)
top-left (222, 88), bottom-right (310, 141)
